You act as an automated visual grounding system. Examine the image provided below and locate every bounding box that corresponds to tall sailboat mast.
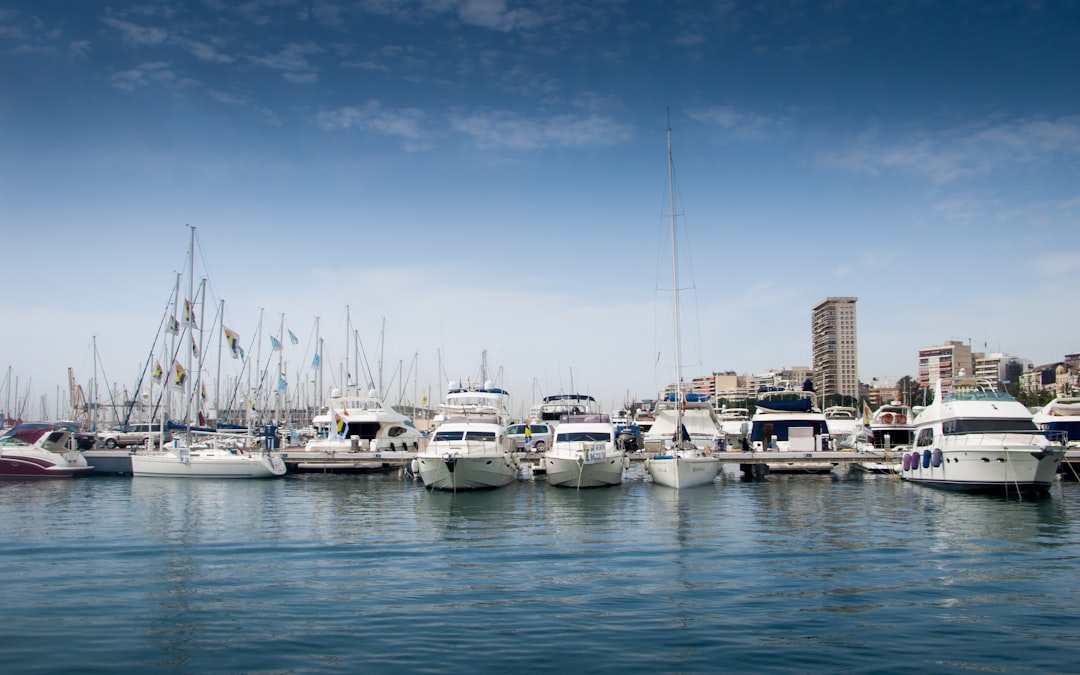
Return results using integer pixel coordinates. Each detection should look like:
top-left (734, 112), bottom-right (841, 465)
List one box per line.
top-left (667, 117), bottom-right (684, 445)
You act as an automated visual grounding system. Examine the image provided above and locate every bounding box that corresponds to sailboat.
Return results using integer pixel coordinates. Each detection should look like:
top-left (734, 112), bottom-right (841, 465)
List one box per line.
top-left (643, 119), bottom-right (721, 489)
top-left (130, 226), bottom-right (286, 479)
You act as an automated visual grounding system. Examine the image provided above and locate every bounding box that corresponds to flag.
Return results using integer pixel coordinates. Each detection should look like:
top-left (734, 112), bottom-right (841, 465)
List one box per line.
top-left (171, 360), bottom-right (187, 389)
top-left (167, 316), bottom-right (179, 335)
top-left (288, 329), bottom-right (298, 345)
top-left (863, 402), bottom-right (872, 425)
top-left (201, 381), bottom-right (207, 402)
top-left (329, 409), bottom-right (347, 441)
top-left (238, 346), bottom-right (245, 360)
top-left (182, 299), bottom-right (197, 328)
top-left (152, 360), bottom-right (163, 383)
top-left (270, 335), bottom-right (282, 351)
top-left (311, 353), bottom-right (320, 369)
top-left (278, 377), bottom-right (287, 392)
top-left (223, 327), bottom-right (240, 359)
top-left (190, 335), bottom-right (199, 359)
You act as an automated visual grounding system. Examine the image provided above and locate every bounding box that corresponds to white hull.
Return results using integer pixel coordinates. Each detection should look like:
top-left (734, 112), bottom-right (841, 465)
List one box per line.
top-left (132, 448), bottom-right (286, 478)
top-left (416, 451), bottom-right (519, 490)
top-left (900, 434), bottom-right (1063, 494)
top-left (644, 454), bottom-right (720, 489)
top-left (544, 455), bottom-right (627, 488)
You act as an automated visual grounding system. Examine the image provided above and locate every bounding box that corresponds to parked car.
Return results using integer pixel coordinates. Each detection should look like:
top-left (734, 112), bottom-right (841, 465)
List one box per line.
top-left (506, 422), bottom-right (553, 452)
top-left (96, 423), bottom-right (172, 449)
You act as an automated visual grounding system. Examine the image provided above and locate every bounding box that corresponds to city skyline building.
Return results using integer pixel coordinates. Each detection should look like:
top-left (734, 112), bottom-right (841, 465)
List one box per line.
top-left (811, 297), bottom-right (859, 402)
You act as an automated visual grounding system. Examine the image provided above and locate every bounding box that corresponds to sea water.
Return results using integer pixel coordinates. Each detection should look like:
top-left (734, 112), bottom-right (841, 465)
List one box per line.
top-left (2, 468), bottom-right (1080, 673)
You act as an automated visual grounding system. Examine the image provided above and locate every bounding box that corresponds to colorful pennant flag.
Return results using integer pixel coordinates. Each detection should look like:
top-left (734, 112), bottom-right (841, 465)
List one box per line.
top-left (167, 316), bottom-right (179, 335)
top-left (223, 327), bottom-right (240, 359)
top-left (182, 299), bottom-right (197, 328)
top-left (329, 409), bottom-right (347, 441)
top-left (152, 360), bottom-right (163, 383)
top-left (171, 360), bottom-right (187, 389)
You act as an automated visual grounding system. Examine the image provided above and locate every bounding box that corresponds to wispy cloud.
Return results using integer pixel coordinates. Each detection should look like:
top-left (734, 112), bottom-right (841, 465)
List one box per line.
top-left (450, 110), bottom-right (632, 150)
top-left (109, 61), bottom-right (177, 91)
top-left (818, 116), bottom-right (1080, 184)
top-left (248, 41), bottom-right (322, 83)
top-left (314, 100), bottom-right (426, 141)
top-left (102, 16), bottom-right (168, 46)
top-left (689, 105), bottom-right (785, 140)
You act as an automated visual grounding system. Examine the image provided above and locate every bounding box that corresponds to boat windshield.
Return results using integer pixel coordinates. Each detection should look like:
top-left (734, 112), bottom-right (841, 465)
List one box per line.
top-left (433, 430), bottom-right (464, 442)
top-left (556, 431), bottom-right (613, 443)
top-left (942, 418), bottom-right (1039, 434)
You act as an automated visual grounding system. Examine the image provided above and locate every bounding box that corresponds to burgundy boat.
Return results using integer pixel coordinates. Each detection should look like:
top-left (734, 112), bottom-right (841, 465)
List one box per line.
top-left (0, 428), bottom-right (94, 478)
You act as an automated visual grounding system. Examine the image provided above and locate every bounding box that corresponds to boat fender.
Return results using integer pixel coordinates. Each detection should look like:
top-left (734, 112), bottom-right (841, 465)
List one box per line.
top-left (931, 448), bottom-right (942, 467)
top-left (883, 413), bottom-right (894, 424)
top-left (922, 449), bottom-right (932, 469)
top-left (902, 454), bottom-right (911, 471)
top-left (910, 451), bottom-right (920, 470)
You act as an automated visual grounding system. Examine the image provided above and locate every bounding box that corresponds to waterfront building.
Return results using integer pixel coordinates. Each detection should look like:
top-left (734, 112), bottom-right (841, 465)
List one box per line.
top-left (811, 297), bottom-right (859, 401)
top-left (917, 340), bottom-right (976, 390)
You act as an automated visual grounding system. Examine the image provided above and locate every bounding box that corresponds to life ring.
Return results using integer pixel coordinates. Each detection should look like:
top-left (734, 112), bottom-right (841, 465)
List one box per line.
top-left (896, 414), bottom-right (906, 425)
top-left (882, 413), bottom-right (894, 424)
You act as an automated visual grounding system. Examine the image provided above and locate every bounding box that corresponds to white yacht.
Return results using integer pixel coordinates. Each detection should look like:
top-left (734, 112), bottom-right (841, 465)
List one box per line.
top-left (414, 381), bottom-right (519, 491)
top-left (824, 406), bottom-right (862, 449)
top-left (543, 414), bottom-right (628, 488)
top-left (644, 392), bottom-right (724, 452)
top-left (531, 393), bottom-right (600, 422)
top-left (281, 386), bottom-right (422, 473)
top-left (1032, 397), bottom-right (1080, 479)
top-left (716, 406), bottom-right (751, 452)
top-left (750, 387), bottom-right (835, 474)
top-left (852, 401), bottom-right (915, 473)
top-left (899, 376), bottom-right (1065, 496)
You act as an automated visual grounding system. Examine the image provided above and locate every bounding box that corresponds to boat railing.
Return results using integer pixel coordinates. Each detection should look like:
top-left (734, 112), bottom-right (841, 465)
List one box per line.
top-left (938, 430), bottom-right (1067, 447)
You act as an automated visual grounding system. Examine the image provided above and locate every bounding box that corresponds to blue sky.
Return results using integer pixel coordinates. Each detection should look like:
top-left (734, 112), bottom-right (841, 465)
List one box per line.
top-left (2, 1), bottom-right (1078, 419)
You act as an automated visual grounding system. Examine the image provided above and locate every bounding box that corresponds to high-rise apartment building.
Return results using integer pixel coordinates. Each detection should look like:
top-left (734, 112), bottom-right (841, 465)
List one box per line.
top-left (811, 297), bottom-right (859, 401)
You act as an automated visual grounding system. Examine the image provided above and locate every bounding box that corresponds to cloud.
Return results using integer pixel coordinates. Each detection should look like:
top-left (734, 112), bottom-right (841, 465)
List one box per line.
top-left (689, 105), bottom-right (785, 140)
top-left (818, 115), bottom-right (1080, 184)
top-left (102, 16), bottom-right (168, 46)
top-left (314, 100), bottom-right (426, 141)
top-left (248, 41), bottom-right (322, 82)
top-left (449, 110), bottom-right (632, 150)
top-left (109, 61), bottom-right (176, 91)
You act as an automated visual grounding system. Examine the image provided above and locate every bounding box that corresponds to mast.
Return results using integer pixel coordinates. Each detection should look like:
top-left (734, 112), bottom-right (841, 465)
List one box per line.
top-left (344, 304), bottom-right (351, 391)
top-left (183, 225), bottom-right (196, 438)
top-left (215, 298), bottom-right (224, 424)
top-left (314, 316), bottom-right (321, 409)
top-left (667, 116), bottom-right (684, 446)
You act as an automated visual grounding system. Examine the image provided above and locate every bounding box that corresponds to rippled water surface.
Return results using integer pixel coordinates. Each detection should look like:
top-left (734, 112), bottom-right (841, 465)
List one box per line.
top-left (3, 468), bottom-right (1080, 673)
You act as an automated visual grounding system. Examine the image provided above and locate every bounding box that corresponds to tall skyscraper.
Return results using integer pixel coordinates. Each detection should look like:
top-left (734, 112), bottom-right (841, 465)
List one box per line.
top-left (811, 297), bottom-right (859, 402)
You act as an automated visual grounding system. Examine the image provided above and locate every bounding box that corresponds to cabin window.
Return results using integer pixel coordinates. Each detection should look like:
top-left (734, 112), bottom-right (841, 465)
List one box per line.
top-left (942, 418), bottom-right (1039, 434)
top-left (466, 431), bottom-right (496, 441)
top-left (556, 431), bottom-right (613, 443)
top-left (916, 429), bottom-right (934, 447)
top-left (433, 430), bottom-right (464, 442)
